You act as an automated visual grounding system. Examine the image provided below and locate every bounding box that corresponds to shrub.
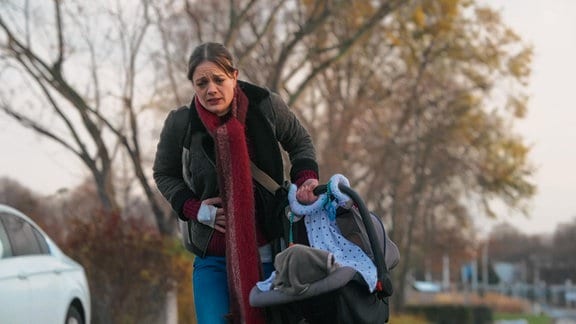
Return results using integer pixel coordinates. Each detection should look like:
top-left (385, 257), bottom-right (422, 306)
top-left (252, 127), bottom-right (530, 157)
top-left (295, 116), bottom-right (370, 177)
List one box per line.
top-left (61, 210), bottom-right (192, 324)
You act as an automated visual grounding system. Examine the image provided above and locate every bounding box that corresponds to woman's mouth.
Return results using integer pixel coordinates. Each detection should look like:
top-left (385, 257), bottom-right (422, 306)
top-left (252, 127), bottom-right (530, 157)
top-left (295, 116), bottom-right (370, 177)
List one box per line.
top-left (207, 98), bottom-right (222, 105)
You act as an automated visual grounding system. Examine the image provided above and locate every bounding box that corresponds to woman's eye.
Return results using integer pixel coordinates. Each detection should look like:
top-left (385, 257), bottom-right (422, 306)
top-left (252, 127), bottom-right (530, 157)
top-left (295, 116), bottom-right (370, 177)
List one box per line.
top-left (215, 78), bottom-right (225, 84)
top-left (196, 81), bottom-right (207, 87)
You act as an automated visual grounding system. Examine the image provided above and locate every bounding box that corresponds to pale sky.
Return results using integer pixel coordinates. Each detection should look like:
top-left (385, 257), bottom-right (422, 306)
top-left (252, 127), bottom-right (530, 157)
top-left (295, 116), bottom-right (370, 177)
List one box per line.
top-left (1, 1), bottom-right (575, 235)
top-left (479, 0), bottom-right (576, 234)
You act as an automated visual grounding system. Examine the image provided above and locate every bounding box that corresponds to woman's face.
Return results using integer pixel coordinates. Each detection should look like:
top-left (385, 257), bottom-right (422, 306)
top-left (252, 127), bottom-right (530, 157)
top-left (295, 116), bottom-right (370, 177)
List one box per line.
top-left (192, 61), bottom-right (238, 116)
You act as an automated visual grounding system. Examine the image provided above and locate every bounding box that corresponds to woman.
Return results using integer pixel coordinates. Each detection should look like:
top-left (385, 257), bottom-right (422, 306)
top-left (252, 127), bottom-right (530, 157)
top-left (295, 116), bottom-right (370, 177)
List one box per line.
top-left (153, 42), bottom-right (319, 324)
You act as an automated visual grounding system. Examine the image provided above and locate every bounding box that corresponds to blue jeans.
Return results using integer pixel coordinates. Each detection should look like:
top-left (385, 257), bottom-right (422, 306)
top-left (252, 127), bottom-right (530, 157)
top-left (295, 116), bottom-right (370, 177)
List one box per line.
top-left (193, 255), bottom-right (274, 324)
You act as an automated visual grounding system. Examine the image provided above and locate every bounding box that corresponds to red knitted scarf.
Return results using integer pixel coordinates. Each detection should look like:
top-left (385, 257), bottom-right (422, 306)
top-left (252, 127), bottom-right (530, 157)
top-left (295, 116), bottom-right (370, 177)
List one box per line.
top-left (195, 87), bottom-right (265, 324)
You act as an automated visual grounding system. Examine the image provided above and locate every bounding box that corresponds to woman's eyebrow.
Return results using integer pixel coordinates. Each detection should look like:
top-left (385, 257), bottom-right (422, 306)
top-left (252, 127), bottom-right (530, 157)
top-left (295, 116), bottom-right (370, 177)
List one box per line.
top-left (193, 75), bottom-right (209, 82)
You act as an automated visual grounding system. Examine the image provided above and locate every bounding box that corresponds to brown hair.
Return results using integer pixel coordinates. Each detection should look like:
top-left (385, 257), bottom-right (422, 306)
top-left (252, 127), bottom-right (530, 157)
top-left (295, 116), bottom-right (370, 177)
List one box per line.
top-left (187, 42), bottom-right (236, 81)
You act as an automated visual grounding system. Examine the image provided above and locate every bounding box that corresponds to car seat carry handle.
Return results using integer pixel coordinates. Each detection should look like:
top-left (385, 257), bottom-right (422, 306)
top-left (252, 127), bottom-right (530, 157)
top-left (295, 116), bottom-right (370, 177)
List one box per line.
top-left (313, 184), bottom-right (393, 298)
top-left (312, 184), bottom-right (327, 196)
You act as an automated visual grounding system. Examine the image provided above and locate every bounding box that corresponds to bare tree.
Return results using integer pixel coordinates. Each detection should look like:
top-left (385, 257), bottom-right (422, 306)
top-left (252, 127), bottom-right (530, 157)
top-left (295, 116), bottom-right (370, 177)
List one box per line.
top-left (0, 0), bottom-right (173, 234)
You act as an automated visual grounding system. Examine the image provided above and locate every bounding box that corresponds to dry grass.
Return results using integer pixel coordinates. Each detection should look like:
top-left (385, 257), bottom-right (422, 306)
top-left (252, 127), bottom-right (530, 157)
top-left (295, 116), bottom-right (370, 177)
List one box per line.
top-left (405, 290), bottom-right (532, 313)
top-left (392, 313), bottom-right (429, 324)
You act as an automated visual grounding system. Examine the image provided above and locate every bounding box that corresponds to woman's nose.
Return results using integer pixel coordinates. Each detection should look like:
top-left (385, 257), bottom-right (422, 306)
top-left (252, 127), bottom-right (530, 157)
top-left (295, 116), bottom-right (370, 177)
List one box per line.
top-left (207, 82), bottom-right (218, 94)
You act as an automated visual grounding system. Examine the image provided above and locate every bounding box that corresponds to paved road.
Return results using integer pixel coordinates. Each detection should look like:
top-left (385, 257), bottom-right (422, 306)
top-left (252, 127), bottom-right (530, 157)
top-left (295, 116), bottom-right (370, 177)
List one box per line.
top-left (495, 307), bottom-right (576, 324)
top-left (554, 320), bottom-right (576, 324)
top-left (546, 307), bottom-right (576, 323)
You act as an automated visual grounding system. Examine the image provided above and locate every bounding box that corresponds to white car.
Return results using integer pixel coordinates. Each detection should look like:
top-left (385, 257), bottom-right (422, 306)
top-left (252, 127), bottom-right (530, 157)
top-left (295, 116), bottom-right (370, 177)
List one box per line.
top-left (0, 204), bottom-right (91, 324)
